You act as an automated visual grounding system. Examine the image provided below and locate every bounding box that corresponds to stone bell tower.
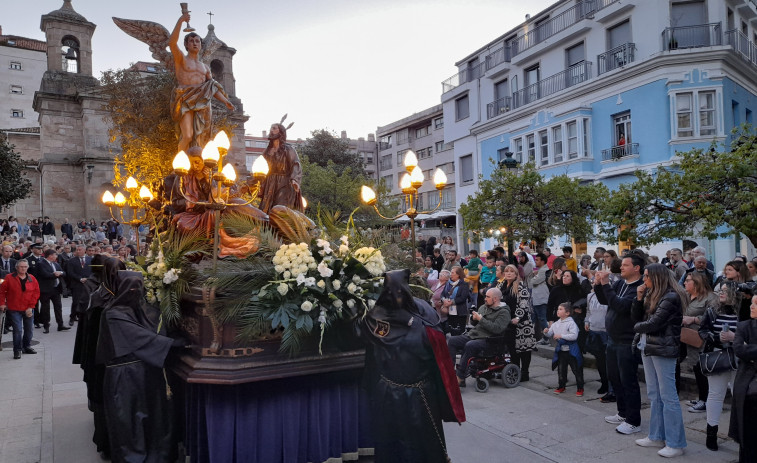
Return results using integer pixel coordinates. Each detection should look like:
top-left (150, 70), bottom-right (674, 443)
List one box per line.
top-left (33, 0), bottom-right (114, 221)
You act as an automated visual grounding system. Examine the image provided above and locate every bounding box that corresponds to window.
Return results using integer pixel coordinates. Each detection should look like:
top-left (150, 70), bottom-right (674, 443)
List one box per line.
top-left (525, 65), bottom-right (540, 103)
top-left (379, 135), bottom-right (392, 149)
top-left (419, 148), bottom-right (433, 160)
top-left (441, 188), bottom-right (455, 209)
top-left (526, 134), bottom-right (535, 163)
top-left (567, 121), bottom-right (578, 159)
top-left (676, 93), bottom-right (693, 137)
top-left (513, 138), bottom-right (523, 163)
top-left (455, 95), bottom-right (470, 121)
top-left (10, 85), bottom-right (22, 94)
top-left (566, 42), bottom-right (585, 67)
top-left (10, 61), bottom-right (22, 70)
top-left (61, 36), bottom-right (80, 73)
top-left (396, 129), bottom-right (408, 145)
top-left (608, 20), bottom-right (631, 49)
top-left (380, 154), bottom-right (392, 171)
top-left (539, 130), bottom-right (549, 166)
top-left (365, 154), bottom-right (374, 164)
top-left (244, 140), bottom-right (253, 148)
top-left (699, 91), bottom-right (716, 136)
top-left (552, 126), bottom-right (563, 163)
top-left (11, 109), bottom-right (23, 118)
top-left (494, 79), bottom-right (509, 101)
top-left (434, 117), bottom-right (444, 129)
top-left (415, 125), bottom-right (431, 139)
top-left (423, 169), bottom-right (433, 181)
top-left (435, 141), bottom-right (452, 152)
top-left (381, 174), bottom-right (393, 188)
top-left (254, 141), bottom-right (267, 148)
top-left (397, 149), bottom-right (408, 165)
top-left (582, 118), bottom-right (590, 157)
top-left (460, 155), bottom-right (474, 184)
top-left (613, 112), bottom-right (631, 146)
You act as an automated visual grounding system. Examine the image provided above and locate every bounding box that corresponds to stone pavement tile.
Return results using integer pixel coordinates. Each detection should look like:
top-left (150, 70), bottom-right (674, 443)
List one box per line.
top-left (444, 420), bottom-right (557, 463)
top-left (51, 387), bottom-right (87, 409)
top-left (52, 404), bottom-right (102, 463)
top-left (0, 446), bottom-right (41, 463)
top-left (12, 396), bottom-right (43, 414)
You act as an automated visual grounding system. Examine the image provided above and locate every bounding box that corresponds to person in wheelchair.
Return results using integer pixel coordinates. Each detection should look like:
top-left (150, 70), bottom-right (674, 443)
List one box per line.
top-left (447, 287), bottom-right (511, 388)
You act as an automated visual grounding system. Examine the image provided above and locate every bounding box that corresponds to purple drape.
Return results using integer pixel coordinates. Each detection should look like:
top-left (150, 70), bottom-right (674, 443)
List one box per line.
top-left (184, 371), bottom-right (373, 463)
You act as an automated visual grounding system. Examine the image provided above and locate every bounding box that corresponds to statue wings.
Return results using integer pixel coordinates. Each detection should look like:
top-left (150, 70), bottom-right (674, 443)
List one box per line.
top-left (113, 17), bottom-right (225, 70)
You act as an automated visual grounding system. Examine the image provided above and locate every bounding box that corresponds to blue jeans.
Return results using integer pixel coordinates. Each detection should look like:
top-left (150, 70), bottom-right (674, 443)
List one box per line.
top-left (606, 339), bottom-right (642, 426)
top-left (642, 354), bottom-right (687, 448)
top-left (7, 310), bottom-right (33, 352)
top-left (533, 304), bottom-right (548, 337)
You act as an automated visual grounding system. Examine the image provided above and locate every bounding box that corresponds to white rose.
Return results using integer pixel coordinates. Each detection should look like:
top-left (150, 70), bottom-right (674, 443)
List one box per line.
top-left (317, 262), bottom-right (334, 278)
top-left (274, 265), bottom-right (285, 274)
top-left (301, 301), bottom-right (313, 312)
top-left (368, 299), bottom-right (375, 308)
top-left (277, 283), bottom-right (289, 296)
top-left (317, 280), bottom-right (326, 289)
top-left (346, 299), bottom-right (355, 308)
top-left (348, 283), bottom-right (357, 293)
top-left (299, 243), bottom-right (309, 250)
top-left (333, 299), bottom-right (343, 309)
top-left (283, 271), bottom-right (291, 279)
top-left (296, 274), bottom-right (306, 285)
top-left (333, 280), bottom-right (341, 290)
top-left (339, 244), bottom-right (349, 254)
top-left (308, 262), bottom-right (317, 269)
top-left (304, 277), bottom-right (316, 287)
top-left (352, 275), bottom-right (361, 283)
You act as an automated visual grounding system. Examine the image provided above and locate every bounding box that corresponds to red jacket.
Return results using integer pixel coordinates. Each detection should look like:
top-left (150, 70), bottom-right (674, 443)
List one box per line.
top-left (0, 273), bottom-right (40, 312)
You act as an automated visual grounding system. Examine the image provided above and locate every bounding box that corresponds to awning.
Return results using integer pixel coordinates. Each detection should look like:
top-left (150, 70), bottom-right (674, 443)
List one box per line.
top-left (429, 210), bottom-right (456, 219)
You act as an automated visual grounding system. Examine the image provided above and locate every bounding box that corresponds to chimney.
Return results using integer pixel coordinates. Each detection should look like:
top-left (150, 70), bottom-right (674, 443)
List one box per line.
top-left (341, 131), bottom-right (347, 139)
top-left (262, 130), bottom-right (267, 137)
top-left (525, 14), bottom-right (530, 21)
top-left (0, 26), bottom-right (3, 37)
top-left (368, 133), bottom-right (375, 142)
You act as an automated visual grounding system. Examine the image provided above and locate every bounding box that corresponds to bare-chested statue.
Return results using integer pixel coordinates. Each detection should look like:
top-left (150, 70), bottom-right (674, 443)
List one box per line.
top-left (113, 11), bottom-right (235, 152)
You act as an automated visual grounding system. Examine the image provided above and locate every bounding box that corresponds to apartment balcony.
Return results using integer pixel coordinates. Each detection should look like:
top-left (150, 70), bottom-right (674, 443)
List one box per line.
top-left (725, 29), bottom-right (757, 67)
top-left (601, 142), bottom-right (639, 161)
top-left (486, 96), bottom-right (512, 119)
top-left (507, 1), bottom-right (595, 58)
top-left (662, 23), bottom-right (722, 51)
top-left (441, 62), bottom-right (485, 93)
top-left (597, 43), bottom-right (635, 75)
top-left (378, 142), bottom-right (392, 151)
top-left (511, 61), bottom-right (592, 110)
top-left (485, 46), bottom-right (511, 71)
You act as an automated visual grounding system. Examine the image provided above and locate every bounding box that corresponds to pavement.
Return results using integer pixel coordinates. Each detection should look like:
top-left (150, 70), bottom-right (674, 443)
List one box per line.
top-left (0, 297), bottom-right (741, 462)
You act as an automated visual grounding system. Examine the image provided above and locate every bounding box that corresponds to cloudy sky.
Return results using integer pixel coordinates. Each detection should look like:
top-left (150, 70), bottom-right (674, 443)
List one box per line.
top-left (5, 0), bottom-right (554, 140)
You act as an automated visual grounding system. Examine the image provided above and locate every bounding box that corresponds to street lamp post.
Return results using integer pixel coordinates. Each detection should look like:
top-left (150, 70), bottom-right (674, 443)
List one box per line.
top-left (101, 175), bottom-right (154, 254)
top-left (361, 150), bottom-right (447, 259)
top-left (498, 149), bottom-right (520, 260)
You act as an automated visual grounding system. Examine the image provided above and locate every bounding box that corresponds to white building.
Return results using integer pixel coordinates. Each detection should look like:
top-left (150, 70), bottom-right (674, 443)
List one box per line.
top-left (441, 0), bottom-right (757, 268)
top-left (0, 27), bottom-right (46, 130)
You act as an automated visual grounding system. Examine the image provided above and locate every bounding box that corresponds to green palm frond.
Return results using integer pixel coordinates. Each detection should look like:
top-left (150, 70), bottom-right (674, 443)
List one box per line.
top-left (219, 212), bottom-right (266, 239)
top-left (270, 208), bottom-right (315, 243)
top-left (210, 256), bottom-right (276, 325)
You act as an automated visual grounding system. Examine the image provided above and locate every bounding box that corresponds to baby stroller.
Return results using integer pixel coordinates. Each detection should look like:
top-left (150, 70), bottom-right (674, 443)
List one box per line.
top-left (465, 334), bottom-right (521, 392)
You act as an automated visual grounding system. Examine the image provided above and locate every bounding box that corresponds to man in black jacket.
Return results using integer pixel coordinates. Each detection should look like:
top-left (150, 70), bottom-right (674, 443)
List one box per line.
top-left (60, 219), bottom-right (74, 241)
top-left (42, 216), bottom-right (55, 243)
top-left (66, 245), bottom-right (92, 326)
top-left (594, 253), bottom-right (645, 435)
top-left (37, 249), bottom-right (70, 333)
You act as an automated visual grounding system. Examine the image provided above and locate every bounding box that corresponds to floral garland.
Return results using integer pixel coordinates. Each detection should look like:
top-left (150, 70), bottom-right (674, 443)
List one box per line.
top-left (254, 235), bottom-right (386, 353)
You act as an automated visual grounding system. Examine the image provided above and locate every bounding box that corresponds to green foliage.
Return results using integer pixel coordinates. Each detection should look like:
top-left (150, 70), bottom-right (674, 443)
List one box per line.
top-left (0, 137), bottom-right (32, 209)
top-left (598, 125), bottom-right (757, 247)
top-left (300, 129), bottom-right (366, 176)
top-left (100, 68), bottom-right (234, 189)
top-left (459, 163), bottom-right (607, 249)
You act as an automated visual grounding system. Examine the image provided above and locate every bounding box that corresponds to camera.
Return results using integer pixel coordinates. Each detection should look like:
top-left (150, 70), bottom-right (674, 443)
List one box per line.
top-left (737, 281), bottom-right (757, 296)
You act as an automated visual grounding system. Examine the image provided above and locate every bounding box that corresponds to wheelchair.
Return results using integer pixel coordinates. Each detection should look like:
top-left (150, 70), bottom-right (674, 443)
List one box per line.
top-left (465, 334), bottom-right (521, 393)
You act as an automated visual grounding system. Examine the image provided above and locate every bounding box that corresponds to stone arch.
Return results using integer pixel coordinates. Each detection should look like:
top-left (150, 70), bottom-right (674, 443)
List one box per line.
top-left (61, 35), bottom-right (80, 73)
top-left (210, 59), bottom-right (224, 82)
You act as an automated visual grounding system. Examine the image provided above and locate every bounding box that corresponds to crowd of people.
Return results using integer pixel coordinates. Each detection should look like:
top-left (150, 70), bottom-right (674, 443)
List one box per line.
top-left (0, 216), bottom-right (141, 359)
top-left (412, 235), bottom-right (757, 460)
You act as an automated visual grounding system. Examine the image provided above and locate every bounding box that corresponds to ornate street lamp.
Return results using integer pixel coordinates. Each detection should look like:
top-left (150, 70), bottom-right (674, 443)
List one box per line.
top-left (101, 175), bottom-right (154, 254)
top-left (361, 150), bottom-right (448, 258)
top-left (171, 131), bottom-right (269, 272)
top-left (497, 148), bottom-right (520, 259)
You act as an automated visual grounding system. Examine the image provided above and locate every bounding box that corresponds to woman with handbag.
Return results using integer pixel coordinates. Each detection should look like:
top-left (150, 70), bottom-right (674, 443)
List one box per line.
top-left (681, 272), bottom-right (719, 413)
top-left (441, 266), bottom-right (470, 336)
top-left (430, 270), bottom-right (451, 333)
top-left (729, 294), bottom-right (757, 462)
top-left (697, 282), bottom-right (741, 451)
top-left (631, 263), bottom-right (688, 458)
top-left (498, 264), bottom-right (537, 381)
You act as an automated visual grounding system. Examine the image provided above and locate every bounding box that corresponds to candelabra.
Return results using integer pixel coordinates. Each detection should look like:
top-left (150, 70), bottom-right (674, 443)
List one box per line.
top-left (101, 176), bottom-right (154, 254)
top-left (171, 131), bottom-right (269, 272)
top-left (361, 150), bottom-right (447, 258)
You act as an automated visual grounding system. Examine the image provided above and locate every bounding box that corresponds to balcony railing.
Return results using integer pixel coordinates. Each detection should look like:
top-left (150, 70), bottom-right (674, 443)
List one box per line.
top-left (511, 61), bottom-right (592, 110)
top-left (725, 29), bottom-right (757, 67)
top-left (597, 43), bottom-right (635, 74)
top-left (507, 1), bottom-right (595, 58)
top-left (601, 142), bottom-right (639, 161)
top-left (378, 142), bottom-right (392, 151)
top-left (662, 22), bottom-right (722, 51)
top-left (485, 46), bottom-right (511, 70)
top-left (486, 96), bottom-right (512, 119)
top-left (441, 61), bottom-right (485, 93)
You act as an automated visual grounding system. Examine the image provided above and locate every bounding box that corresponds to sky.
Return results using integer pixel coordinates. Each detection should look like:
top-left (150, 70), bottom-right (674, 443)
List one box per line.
top-left (4, 0), bottom-right (555, 140)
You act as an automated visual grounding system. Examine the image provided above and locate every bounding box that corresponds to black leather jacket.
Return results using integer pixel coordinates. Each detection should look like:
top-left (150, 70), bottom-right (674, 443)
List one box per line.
top-left (632, 290), bottom-right (683, 358)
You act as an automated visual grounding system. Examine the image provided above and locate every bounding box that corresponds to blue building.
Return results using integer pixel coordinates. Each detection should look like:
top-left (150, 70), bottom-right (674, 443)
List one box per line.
top-left (441, 0), bottom-right (757, 268)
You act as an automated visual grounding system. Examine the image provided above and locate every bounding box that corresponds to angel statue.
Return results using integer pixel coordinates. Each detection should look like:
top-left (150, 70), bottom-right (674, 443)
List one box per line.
top-left (113, 11), bottom-right (235, 152)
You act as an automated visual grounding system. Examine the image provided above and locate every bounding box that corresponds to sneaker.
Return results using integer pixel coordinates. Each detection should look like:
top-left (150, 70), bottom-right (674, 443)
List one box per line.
top-left (687, 400), bottom-right (706, 413)
top-left (687, 399), bottom-right (699, 405)
top-left (576, 389), bottom-right (584, 397)
top-left (554, 387), bottom-right (566, 394)
top-left (605, 413), bottom-right (626, 424)
top-left (597, 385), bottom-right (608, 395)
top-left (538, 339), bottom-right (550, 345)
top-left (635, 437), bottom-right (665, 448)
top-left (616, 422), bottom-right (642, 435)
top-left (600, 393), bottom-right (617, 403)
top-left (657, 446), bottom-right (684, 458)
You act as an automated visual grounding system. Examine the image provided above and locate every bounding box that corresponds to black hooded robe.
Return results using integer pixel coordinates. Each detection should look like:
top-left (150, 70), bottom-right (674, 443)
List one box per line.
top-left (97, 273), bottom-right (175, 463)
top-left (729, 319), bottom-right (757, 462)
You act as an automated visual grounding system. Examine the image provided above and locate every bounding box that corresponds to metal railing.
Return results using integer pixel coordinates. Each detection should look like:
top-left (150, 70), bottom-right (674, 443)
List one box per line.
top-left (507, 1), bottom-right (595, 58)
top-left (725, 29), bottom-right (757, 66)
top-left (601, 142), bottom-right (639, 161)
top-left (486, 96), bottom-right (512, 119)
top-left (511, 61), bottom-right (592, 110)
top-left (662, 22), bottom-right (721, 51)
top-left (596, 0), bottom-right (619, 9)
top-left (441, 61), bottom-right (485, 93)
top-left (485, 46), bottom-right (511, 70)
top-left (597, 43), bottom-right (635, 74)
top-left (378, 142), bottom-right (392, 151)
